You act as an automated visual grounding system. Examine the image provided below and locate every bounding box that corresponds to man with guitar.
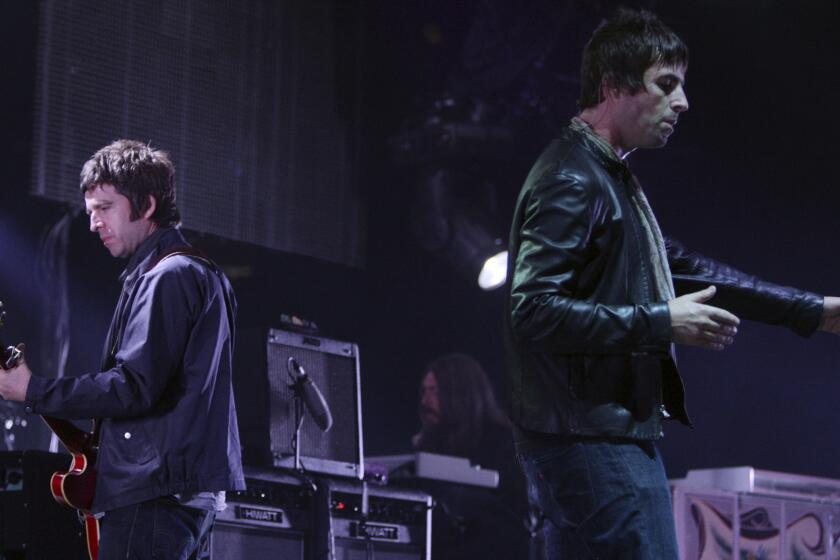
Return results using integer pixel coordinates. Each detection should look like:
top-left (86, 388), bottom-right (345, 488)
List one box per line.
top-left (0, 139), bottom-right (245, 559)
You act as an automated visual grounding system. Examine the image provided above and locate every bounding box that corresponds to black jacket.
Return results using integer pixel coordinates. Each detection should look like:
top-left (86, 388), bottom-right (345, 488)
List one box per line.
top-left (26, 228), bottom-right (246, 512)
top-left (506, 127), bottom-right (823, 440)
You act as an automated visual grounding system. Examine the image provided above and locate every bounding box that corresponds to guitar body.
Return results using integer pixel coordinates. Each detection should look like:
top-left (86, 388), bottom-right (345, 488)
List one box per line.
top-left (0, 305), bottom-right (100, 560)
top-left (44, 417), bottom-right (98, 509)
top-left (51, 456), bottom-right (101, 560)
top-left (43, 416), bottom-right (100, 560)
top-left (80, 515), bottom-right (100, 560)
top-left (50, 451), bottom-right (97, 509)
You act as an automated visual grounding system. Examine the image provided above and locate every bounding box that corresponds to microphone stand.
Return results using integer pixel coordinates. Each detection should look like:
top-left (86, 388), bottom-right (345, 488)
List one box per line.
top-left (290, 374), bottom-right (306, 474)
top-left (287, 361), bottom-right (318, 495)
top-left (287, 358), bottom-right (338, 560)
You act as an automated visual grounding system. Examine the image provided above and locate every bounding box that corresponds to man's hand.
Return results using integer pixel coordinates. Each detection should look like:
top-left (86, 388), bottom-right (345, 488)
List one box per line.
top-left (0, 344), bottom-right (32, 402)
top-left (819, 296), bottom-right (840, 335)
top-left (668, 286), bottom-right (740, 350)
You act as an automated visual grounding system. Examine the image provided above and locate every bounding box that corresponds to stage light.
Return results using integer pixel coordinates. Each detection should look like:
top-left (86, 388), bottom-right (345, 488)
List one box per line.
top-left (478, 250), bottom-right (508, 290)
top-left (445, 217), bottom-right (506, 289)
top-left (409, 169), bottom-right (508, 290)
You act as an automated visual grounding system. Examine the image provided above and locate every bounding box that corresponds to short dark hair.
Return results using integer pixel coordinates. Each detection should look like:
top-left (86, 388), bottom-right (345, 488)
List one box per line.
top-left (578, 8), bottom-right (688, 110)
top-left (80, 139), bottom-right (181, 227)
top-left (414, 353), bottom-right (509, 457)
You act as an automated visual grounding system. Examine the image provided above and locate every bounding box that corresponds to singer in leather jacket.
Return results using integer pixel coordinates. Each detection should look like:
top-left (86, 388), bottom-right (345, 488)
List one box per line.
top-left (505, 9), bottom-right (840, 560)
top-left (505, 125), bottom-right (823, 443)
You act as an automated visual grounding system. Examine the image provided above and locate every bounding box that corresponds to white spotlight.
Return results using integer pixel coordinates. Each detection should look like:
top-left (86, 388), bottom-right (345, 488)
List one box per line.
top-left (477, 251), bottom-right (508, 290)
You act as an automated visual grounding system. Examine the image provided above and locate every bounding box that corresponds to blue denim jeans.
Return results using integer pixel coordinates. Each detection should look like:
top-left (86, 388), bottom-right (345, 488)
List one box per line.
top-left (98, 496), bottom-right (215, 560)
top-left (519, 438), bottom-right (678, 559)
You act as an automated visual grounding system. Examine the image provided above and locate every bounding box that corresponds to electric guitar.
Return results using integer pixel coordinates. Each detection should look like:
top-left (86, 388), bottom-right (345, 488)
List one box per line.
top-left (0, 300), bottom-right (100, 560)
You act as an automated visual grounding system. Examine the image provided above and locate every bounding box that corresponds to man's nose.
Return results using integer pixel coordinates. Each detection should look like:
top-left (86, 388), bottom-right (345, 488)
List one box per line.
top-left (673, 86), bottom-right (689, 113)
top-left (89, 214), bottom-right (101, 232)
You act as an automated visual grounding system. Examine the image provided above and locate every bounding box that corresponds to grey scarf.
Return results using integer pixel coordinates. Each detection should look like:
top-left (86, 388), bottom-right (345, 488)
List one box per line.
top-left (570, 117), bottom-right (675, 301)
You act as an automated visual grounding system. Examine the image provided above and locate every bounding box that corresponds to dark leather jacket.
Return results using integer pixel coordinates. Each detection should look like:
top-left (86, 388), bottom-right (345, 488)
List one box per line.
top-left (506, 127), bottom-right (823, 440)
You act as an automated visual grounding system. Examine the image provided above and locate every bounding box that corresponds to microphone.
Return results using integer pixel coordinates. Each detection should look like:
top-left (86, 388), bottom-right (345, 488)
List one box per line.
top-left (287, 357), bottom-right (333, 432)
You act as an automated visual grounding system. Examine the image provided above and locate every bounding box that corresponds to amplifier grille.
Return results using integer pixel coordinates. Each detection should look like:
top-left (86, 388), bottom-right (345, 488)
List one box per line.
top-left (265, 329), bottom-right (363, 478)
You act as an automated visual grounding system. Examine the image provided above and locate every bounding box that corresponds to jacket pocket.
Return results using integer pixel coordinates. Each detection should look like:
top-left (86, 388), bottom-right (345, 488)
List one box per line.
top-left (105, 418), bottom-right (159, 465)
top-left (575, 355), bottom-right (633, 404)
top-left (627, 353), bottom-right (663, 421)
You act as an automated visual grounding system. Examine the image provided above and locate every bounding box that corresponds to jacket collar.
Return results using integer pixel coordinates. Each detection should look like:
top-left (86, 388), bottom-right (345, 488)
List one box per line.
top-left (565, 121), bottom-right (633, 182)
top-left (119, 227), bottom-right (186, 284)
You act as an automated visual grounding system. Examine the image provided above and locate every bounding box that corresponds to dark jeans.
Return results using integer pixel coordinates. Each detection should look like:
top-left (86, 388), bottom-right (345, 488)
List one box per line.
top-left (98, 496), bottom-right (215, 560)
top-left (519, 438), bottom-right (678, 560)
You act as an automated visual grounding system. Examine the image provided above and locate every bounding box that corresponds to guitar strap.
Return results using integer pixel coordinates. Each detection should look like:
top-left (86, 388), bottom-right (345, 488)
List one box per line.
top-left (91, 245), bottom-right (234, 447)
top-left (145, 245), bottom-right (236, 335)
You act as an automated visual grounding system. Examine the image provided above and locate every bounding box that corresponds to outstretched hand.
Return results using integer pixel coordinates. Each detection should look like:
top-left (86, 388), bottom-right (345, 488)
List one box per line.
top-left (819, 296), bottom-right (840, 335)
top-left (0, 344), bottom-right (32, 402)
top-left (668, 286), bottom-right (740, 350)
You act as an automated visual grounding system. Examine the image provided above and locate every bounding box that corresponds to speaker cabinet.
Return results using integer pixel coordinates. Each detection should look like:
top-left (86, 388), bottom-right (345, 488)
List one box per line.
top-left (0, 450), bottom-right (89, 559)
top-left (235, 328), bottom-right (364, 479)
top-left (210, 523), bottom-right (306, 559)
top-left (315, 478), bottom-right (432, 560)
top-left (212, 469), bottom-right (431, 560)
top-left (211, 469), bottom-right (314, 559)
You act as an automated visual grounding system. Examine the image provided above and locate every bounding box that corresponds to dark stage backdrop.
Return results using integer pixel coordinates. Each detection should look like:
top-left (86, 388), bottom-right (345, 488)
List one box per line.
top-left (3, 0), bottom-right (840, 487)
top-left (30, 0), bottom-right (365, 267)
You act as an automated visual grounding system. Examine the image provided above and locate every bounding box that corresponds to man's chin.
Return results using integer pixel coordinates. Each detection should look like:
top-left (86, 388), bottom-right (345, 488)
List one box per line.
top-left (656, 129), bottom-right (674, 146)
top-left (642, 136), bottom-right (669, 149)
top-left (105, 245), bottom-right (127, 258)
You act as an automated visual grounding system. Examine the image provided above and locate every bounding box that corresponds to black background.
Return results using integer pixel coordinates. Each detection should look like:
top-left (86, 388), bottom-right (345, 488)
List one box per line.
top-left (1, 0), bottom-right (839, 481)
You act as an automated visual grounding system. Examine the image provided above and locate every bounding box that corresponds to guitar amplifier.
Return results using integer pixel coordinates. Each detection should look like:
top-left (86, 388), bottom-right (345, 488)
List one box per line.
top-left (235, 328), bottom-right (364, 479)
top-left (0, 450), bottom-right (88, 559)
top-left (209, 469), bottom-right (314, 559)
top-left (314, 478), bottom-right (432, 560)
top-left (210, 469), bottom-right (431, 560)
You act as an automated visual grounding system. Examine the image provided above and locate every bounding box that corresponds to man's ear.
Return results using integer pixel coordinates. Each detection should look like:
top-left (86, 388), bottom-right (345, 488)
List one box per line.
top-left (143, 195), bottom-right (157, 221)
top-left (600, 74), bottom-right (621, 103)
